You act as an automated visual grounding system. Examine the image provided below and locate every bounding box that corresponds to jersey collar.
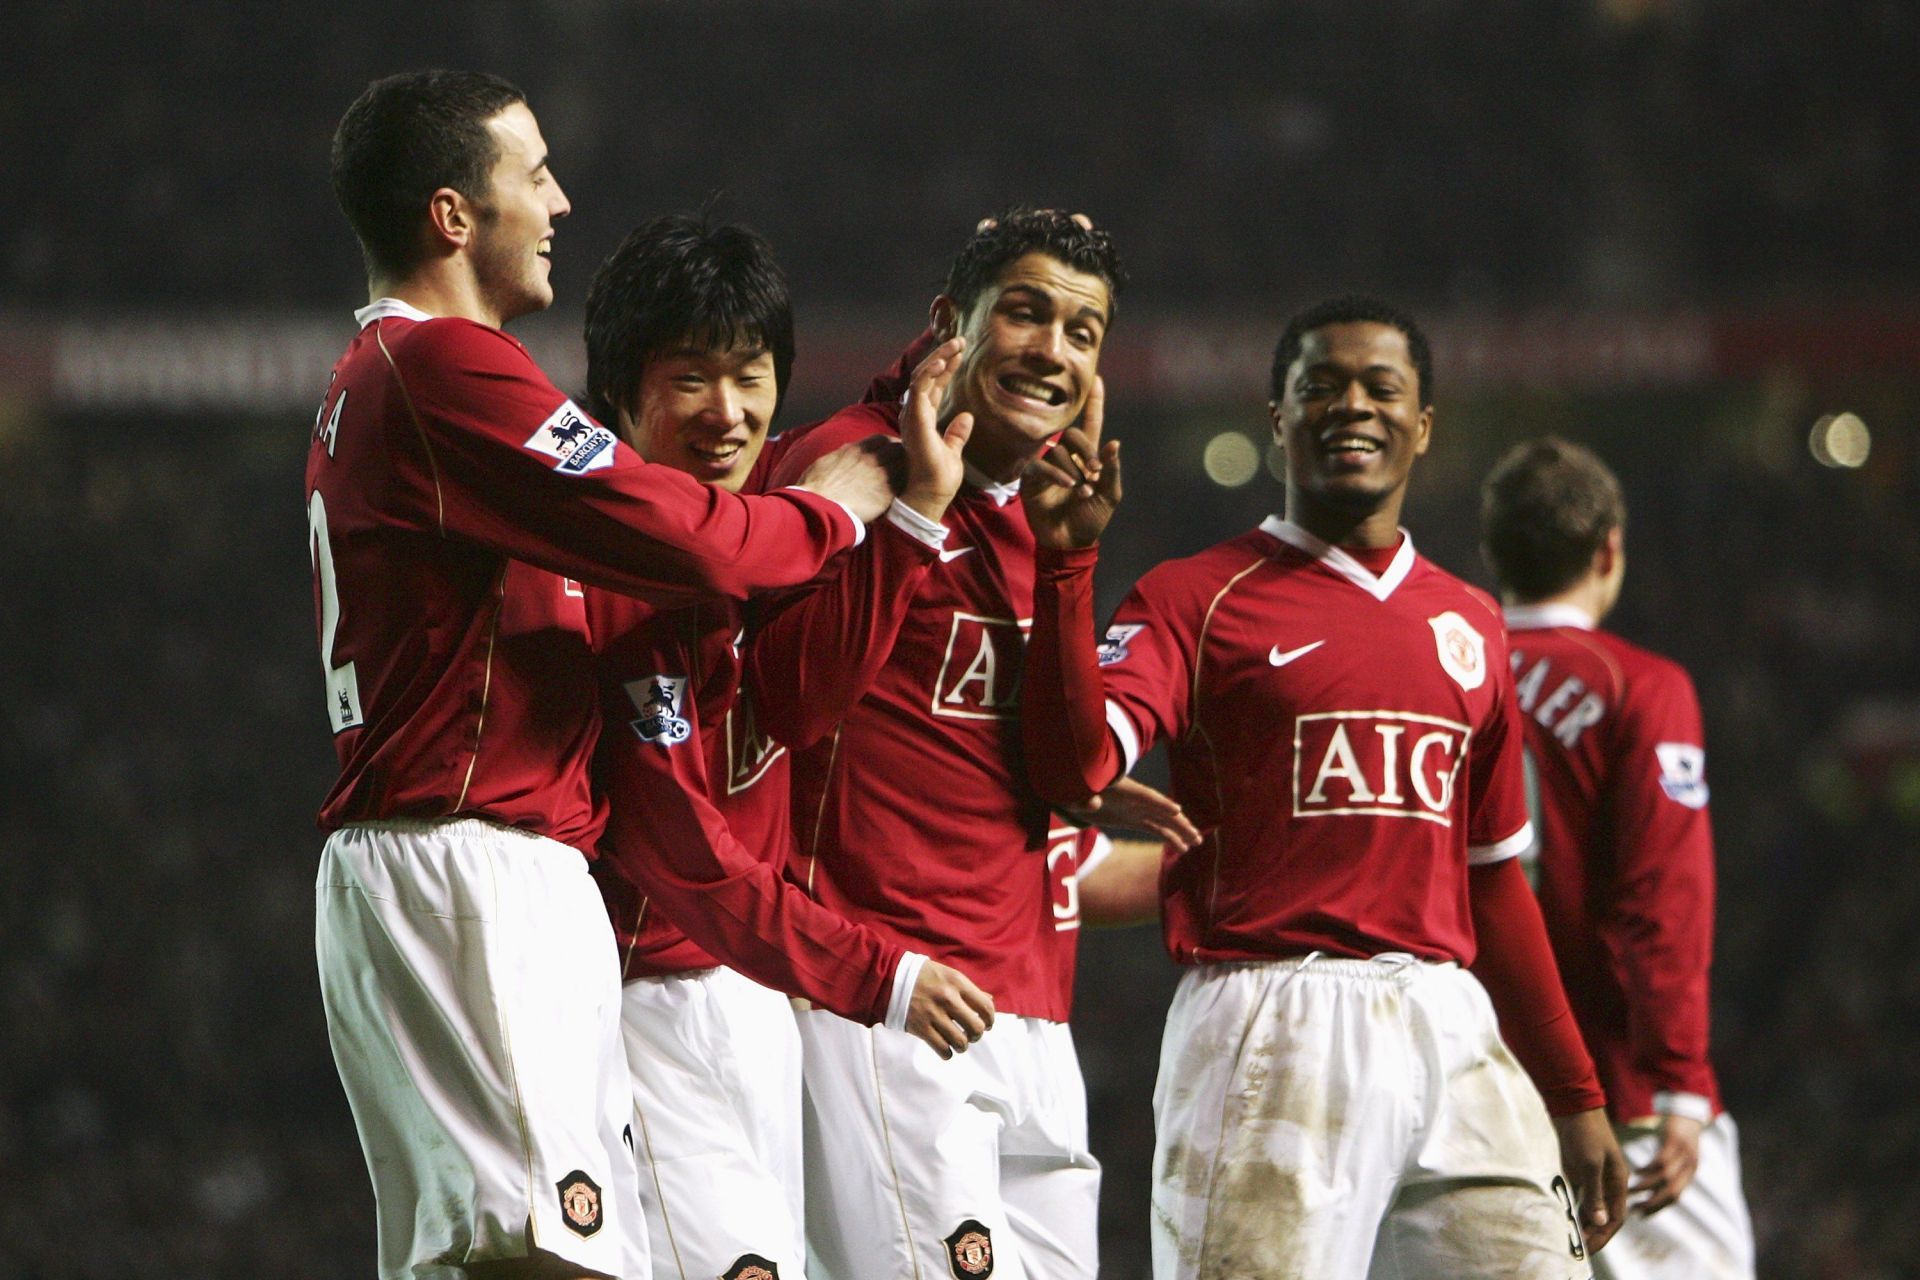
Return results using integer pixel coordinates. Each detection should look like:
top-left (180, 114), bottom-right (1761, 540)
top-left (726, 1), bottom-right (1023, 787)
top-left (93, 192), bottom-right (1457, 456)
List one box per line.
top-left (1260, 516), bottom-right (1416, 602)
top-left (963, 459), bottom-right (1022, 507)
top-left (354, 297), bottom-right (436, 327)
top-left (1503, 602), bottom-right (1597, 631)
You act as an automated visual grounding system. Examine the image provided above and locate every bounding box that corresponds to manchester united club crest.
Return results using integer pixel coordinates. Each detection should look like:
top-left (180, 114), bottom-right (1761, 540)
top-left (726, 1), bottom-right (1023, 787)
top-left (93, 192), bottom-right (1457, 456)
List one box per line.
top-left (555, 1170), bottom-right (602, 1238)
top-left (1427, 611), bottom-right (1487, 692)
top-left (944, 1219), bottom-right (994, 1278)
top-left (625, 675), bottom-right (692, 745)
top-left (721, 1253), bottom-right (781, 1280)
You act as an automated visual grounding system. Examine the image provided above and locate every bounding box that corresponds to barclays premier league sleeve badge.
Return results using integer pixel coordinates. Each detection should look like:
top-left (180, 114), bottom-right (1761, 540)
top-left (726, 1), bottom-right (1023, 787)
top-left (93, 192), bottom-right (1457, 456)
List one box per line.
top-left (523, 399), bottom-right (617, 474)
top-left (1097, 623), bottom-right (1145, 667)
top-left (624, 676), bottom-right (693, 745)
top-left (1428, 611), bottom-right (1487, 692)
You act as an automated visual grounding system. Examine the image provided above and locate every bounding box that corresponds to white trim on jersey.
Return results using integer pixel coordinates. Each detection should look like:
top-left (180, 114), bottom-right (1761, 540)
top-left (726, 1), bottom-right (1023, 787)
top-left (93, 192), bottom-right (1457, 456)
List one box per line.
top-left (355, 297), bottom-right (436, 326)
top-left (1106, 699), bottom-right (1143, 773)
top-left (1468, 821), bottom-right (1536, 865)
top-left (962, 459), bottom-right (1022, 507)
top-left (885, 498), bottom-right (950, 549)
top-left (1503, 602), bottom-right (1599, 631)
top-left (1260, 516), bottom-right (1417, 601)
top-left (1076, 830), bottom-right (1115, 880)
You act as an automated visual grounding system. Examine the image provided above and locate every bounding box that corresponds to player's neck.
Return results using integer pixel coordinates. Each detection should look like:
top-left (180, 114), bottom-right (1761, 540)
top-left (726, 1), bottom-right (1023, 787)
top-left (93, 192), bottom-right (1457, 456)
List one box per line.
top-left (959, 420), bottom-right (1037, 487)
top-left (370, 263), bottom-right (509, 330)
top-left (1284, 491), bottom-right (1405, 551)
top-left (1506, 575), bottom-right (1611, 625)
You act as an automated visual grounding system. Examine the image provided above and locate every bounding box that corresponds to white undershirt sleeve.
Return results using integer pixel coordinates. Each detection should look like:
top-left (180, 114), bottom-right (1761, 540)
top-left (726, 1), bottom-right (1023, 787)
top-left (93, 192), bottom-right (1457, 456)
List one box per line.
top-left (884, 951), bottom-right (930, 1032)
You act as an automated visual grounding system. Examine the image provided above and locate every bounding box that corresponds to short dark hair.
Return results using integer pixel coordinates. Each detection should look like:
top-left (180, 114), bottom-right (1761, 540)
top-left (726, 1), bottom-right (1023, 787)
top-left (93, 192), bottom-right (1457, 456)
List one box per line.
top-left (1481, 436), bottom-right (1627, 600)
top-left (1270, 295), bottom-right (1436, 407)
top-left (583, 211), bottom-right (797, 426)
top-left (330, 70), bottom-right (525, 281)
top-left (942, 208), bottom-right (1126, 321)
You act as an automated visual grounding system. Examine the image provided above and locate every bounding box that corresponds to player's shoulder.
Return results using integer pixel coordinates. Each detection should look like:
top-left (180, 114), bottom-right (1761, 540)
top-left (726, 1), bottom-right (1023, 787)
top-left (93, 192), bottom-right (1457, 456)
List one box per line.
top-left (378, 313), bottom-right (525, 363)
top-left (1402, 552), bottom-right (1509, 638)
top-left (1597, 629), bottom-right (1699, 704)
top-left (766, 400), bottom-right (900, 487)
top-left (1130, 526), bottom-right (1276, 614)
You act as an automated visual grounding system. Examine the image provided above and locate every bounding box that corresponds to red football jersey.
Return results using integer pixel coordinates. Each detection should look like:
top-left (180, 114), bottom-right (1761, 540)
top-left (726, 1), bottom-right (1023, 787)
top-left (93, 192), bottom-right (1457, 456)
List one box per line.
top-left (304, 301), bottom-right (859, 849)
top-left (1045, 823), bottom-right (1110, 1015)
top-left (1505, 604), bottom-right (1723, 1122)
top-left (1054, 518), bottom-right (1534, 966)
top-left (585, 587), bottom-right (902, 1024)
top-left (757, 401), bottom-right (1072, 1020)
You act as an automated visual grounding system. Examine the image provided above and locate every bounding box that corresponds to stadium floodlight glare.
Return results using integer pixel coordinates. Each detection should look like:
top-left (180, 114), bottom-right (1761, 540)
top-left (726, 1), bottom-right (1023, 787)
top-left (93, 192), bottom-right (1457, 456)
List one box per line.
top-left (1203, 430), bottom-right (1261, 487)
top-left (1809, 412), bottom-right (1871, 469)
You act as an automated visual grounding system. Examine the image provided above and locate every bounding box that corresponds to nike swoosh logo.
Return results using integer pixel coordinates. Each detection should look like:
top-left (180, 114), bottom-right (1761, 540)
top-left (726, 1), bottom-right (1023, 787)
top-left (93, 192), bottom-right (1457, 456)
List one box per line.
top-left (1268, 640), bottom-right (1325, 667)
top-left (938, 545), bottom-right (976, 563)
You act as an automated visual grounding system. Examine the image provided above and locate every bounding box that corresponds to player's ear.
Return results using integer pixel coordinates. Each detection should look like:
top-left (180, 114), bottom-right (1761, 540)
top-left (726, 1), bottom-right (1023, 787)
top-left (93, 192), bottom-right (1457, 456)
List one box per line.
top-left (427, 187), bottom-right (474, 250)
top-left (930, 296), bottom-right (960, 344)
top-left (1267, 400), bottom-right (1285, 446)
top-left (1413, 405), bottom-right (1434, 456)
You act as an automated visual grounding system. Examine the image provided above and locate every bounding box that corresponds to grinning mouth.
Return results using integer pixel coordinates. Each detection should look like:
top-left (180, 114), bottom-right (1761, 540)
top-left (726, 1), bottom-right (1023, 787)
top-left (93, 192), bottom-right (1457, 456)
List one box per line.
top-left (1320, 431), bottom-right (1381, 456)
top-left (999, 373), bottom-right (1067, 407)
top-left (688, 439), bottom-right (746, 465)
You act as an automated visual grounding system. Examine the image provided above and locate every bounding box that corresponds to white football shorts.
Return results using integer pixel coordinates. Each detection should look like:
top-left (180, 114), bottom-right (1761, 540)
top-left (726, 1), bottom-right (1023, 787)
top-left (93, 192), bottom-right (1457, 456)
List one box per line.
top-left (1593, 1112), bottom-right (1755, 1280)
top-left (1153, 954), bottom-right (1591, 1280)
top-left (798, 1010), bottom-right (1100, 1280)
top-left (315, 818), bottom-right (646, 1279)
top-left (621, 966), bottom-right (805, 1280)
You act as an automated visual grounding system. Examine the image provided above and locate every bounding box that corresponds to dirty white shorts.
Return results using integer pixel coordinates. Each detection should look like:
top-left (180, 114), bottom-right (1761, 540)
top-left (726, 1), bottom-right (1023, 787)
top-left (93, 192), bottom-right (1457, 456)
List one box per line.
top-left (316, 819), bottom-right (646, 1279)
top-left (1152, 954), bottom-right (1589, 1280)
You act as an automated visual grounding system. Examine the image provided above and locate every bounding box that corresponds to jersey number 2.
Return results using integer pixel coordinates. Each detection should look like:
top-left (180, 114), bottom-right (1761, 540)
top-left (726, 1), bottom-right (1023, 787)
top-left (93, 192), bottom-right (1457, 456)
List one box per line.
top-left (307, 489), bottom-right (364, 734)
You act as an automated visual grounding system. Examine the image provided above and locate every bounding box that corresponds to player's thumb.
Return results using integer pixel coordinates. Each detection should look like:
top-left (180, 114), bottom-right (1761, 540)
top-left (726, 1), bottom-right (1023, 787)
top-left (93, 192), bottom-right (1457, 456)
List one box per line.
top-left (943, 411), bottom-right (975, 453)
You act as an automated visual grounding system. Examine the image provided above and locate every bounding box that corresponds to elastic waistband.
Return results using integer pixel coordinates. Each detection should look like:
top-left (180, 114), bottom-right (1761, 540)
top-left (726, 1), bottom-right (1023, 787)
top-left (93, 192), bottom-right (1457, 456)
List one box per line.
top-left (334, 816), bottom-right (587, 862)
top-left (1217, 952), bottom-right (1457, 984)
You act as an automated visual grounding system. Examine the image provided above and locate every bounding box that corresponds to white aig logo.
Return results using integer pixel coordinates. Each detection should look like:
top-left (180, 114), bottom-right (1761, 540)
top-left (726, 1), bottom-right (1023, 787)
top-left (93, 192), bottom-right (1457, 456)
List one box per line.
top-left (724, 690), bottom-right (785, 794)
top-left (1428, 610), bottom-right (1487, 691)
top-left (931, 612), bottom-right (1029, 720)
top-left (1293, 711), bottom-right (1473, 825)
top-left (625, 676), bottom-right (692, 745)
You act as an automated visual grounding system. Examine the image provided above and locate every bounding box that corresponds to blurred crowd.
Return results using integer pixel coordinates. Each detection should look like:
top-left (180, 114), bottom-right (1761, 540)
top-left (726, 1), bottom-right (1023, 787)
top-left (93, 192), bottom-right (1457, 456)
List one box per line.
top-left (5, 0), bottom-right (1915, 317)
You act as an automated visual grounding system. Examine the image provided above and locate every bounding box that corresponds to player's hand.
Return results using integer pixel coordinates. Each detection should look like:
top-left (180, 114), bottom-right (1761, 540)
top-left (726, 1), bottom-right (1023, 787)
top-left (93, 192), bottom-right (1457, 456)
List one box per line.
top-left (1022, 376), bottom-right (1121, 550)
top-left (1552, 1107), bottom-right (1630, 1255)
top-left (899, 337), bottom-right (975, 523)
top-left (1069, 776), bottom-right (1201, 852)
top-left (794, 434), bottom-right (904, 524)
top-left (1628, 1113), bottom-right (1703, 1216)
top-left (904, 960), bottom-right (995, 1060)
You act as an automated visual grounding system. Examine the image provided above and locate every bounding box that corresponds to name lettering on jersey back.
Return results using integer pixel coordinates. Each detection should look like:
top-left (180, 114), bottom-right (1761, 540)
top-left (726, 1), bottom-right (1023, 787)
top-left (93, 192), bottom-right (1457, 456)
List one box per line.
top-left (932, 612), bottom-right (1030, 720)
top-left (723, 691), bottom-right (786, 794)
top-left (1293, 711), bottom-right (1472, 825)
top-left (1510, 650), bottom-right (1608, 748)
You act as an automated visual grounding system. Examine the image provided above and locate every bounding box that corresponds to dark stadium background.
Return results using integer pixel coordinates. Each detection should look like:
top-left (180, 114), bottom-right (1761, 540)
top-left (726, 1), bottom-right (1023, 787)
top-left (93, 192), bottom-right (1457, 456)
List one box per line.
top-left (3, 3), bottom-right (1916, 1275)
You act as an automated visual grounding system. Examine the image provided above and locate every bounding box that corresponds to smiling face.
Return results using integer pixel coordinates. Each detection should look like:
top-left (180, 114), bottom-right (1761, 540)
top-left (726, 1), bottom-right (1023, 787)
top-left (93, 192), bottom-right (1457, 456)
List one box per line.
top-left (940, 251), bottom-right (1111, 471)
top-left (1270, 320), bottom-right (1433, 543)
top-left (468, 102), bottom-right (570, 324)
top-left (619, 344), bottom-right (776, 492)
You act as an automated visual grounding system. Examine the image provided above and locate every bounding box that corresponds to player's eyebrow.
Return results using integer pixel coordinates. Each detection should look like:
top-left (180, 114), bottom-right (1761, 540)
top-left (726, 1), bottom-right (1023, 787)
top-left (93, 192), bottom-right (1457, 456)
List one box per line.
top-left (1000, 284), bottom-right (1110, 327)
top-left (529, 152), bottom-right (551, 175)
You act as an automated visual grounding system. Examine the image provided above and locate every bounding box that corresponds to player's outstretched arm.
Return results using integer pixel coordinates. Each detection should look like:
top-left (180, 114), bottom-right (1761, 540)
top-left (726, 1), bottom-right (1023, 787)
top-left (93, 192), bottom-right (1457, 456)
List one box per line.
top-left (791, 434), bottom-right (902, 525)
top-left (1551, 1108), bottom-right (1631, 1255)
top-left (1075, 835), bottom-right (1165, 928)
top-left (903, 961), bottom-right (995, 1060)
